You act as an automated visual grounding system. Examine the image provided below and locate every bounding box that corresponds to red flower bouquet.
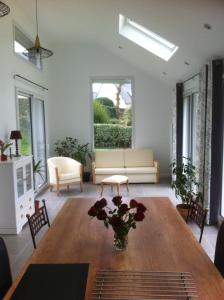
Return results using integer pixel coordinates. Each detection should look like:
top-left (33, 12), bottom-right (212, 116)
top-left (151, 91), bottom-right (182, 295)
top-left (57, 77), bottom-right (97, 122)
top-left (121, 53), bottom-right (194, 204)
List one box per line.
top-left (88, 196), bottom-right (147, 250)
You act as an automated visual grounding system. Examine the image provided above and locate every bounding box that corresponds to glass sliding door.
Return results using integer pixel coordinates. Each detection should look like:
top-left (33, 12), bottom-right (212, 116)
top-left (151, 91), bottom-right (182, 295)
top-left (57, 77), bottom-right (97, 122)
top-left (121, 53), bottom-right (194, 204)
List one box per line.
top-left (17, 91), bottom-right (47, 191)
top-left (32, 99), bottom-right (47, 189)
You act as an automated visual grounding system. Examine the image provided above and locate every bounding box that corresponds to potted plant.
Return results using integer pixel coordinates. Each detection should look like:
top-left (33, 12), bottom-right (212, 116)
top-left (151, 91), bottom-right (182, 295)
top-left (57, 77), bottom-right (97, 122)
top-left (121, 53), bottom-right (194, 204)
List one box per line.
top-left (171, 157), bottom-right (202, 220)
top-left (0, 139), bottom-right (12, 161)
top-left (54, 137), bottom-right (92, 182)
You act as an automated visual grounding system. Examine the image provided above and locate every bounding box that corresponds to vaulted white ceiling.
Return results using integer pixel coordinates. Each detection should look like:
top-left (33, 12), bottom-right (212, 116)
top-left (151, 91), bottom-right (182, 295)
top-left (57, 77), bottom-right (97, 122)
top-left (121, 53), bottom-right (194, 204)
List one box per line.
top-left (15, 0), bottom-right (224, 85)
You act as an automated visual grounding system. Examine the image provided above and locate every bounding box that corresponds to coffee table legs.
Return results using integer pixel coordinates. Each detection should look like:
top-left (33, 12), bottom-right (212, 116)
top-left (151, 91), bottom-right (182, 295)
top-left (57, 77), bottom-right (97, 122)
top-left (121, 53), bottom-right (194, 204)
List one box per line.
top-left (126, 179), bottom-right (129, 192)
top-left (101, 182), bottom-right (104, 196)
top-left (101, 180), bottom-right (129, 196)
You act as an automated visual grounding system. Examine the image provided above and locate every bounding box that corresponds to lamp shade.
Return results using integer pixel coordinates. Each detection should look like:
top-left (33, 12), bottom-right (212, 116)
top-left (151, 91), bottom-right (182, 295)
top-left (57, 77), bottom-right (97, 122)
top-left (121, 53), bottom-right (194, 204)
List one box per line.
top-left (10, 130), bottom-right (22, 140)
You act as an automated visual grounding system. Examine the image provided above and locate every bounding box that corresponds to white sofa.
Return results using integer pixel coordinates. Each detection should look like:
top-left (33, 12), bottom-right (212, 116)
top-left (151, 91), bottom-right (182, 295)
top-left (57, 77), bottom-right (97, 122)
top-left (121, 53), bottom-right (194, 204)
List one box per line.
top-left (92, 149), bottom-right (159, 184)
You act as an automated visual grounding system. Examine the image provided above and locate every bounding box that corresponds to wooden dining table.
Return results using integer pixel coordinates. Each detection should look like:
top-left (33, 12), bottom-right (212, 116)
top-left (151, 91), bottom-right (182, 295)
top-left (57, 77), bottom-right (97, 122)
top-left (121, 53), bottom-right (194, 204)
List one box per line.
top-left (4, 197), bottom-right (224, 299)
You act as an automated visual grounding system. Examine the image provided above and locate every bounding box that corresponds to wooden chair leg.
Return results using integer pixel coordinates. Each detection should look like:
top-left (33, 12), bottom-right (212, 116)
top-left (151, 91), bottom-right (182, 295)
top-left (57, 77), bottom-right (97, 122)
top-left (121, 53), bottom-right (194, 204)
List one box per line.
top-left (56, 182), bottom-right (60, 196)
top-left (49, 184), bottom-right (53, 192)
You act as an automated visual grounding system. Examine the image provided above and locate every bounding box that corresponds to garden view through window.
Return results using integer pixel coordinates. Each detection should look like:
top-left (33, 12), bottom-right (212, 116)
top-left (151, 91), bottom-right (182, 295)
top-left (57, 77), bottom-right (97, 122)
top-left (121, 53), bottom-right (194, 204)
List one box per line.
top-left (92, 79), bottom-right (133, 149)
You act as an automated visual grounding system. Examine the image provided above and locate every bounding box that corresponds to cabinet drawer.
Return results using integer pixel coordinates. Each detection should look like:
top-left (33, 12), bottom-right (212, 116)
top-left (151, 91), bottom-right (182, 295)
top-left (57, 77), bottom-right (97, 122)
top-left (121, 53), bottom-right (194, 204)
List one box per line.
top-left (25, 203), bottom-right (35, 217)
top-left (18, 203), bottom-right (34, 225)
top-left (25, 194), bottom-right (34, 208)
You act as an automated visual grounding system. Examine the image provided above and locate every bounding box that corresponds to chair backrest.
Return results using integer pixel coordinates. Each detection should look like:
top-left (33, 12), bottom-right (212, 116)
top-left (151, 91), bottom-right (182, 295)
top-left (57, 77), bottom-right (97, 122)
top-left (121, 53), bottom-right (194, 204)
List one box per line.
top-left (0, 237), bottom-right (12, 300)
top-left (187, 200), bottom-right (207, 228)
top-left (26, 199), bottom-right (50, 249)
top-left (186, 199), bottom-right (208, 243)
top-left (47, 157), bottom-right (81, 177)
top-left (214, 221), bottom-right (224, 277)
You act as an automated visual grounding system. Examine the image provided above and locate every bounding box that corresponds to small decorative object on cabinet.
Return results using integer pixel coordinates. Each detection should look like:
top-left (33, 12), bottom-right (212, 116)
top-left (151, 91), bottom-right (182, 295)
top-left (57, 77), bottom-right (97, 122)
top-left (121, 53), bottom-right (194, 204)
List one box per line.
top-left (0, 156), bottom-right (34, 234)
top-left (0, 139), bottom-right (12, 161)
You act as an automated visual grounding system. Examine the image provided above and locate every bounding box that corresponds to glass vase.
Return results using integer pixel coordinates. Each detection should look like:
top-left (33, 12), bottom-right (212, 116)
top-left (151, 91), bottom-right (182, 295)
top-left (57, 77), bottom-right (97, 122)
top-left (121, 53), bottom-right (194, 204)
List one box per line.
top-left (113, 232), bottom-right (128, 251)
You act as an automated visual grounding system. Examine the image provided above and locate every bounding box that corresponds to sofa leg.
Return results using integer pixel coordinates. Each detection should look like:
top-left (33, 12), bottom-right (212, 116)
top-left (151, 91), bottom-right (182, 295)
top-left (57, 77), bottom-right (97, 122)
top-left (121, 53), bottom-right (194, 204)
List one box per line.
top-left (80, 181), bottom-right (83, 192)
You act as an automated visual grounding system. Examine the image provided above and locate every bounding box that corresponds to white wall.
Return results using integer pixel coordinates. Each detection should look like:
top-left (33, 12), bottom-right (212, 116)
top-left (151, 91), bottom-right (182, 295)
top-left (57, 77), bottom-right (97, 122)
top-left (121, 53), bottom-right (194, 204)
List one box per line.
top-left (0, 0), bottom-right (51, 144)
top-left (48, 43), bottom-right (173, 177)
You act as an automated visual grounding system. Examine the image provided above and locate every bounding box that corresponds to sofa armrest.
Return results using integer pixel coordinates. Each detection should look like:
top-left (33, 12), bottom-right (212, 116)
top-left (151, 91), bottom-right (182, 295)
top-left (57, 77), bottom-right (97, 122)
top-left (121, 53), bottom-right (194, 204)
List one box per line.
top-left (154, 160), bottom-right (160, 183)
top-left (92, 161), bottom-right (96, 184)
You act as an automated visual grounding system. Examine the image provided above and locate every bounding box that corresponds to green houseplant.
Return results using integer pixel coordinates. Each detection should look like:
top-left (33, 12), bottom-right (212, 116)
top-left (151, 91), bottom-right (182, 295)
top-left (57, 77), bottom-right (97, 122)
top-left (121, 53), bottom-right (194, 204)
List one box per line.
top-left (171, 157), bottom-right (202, 220)
top-left (54, 137), bottom-right (92, 181)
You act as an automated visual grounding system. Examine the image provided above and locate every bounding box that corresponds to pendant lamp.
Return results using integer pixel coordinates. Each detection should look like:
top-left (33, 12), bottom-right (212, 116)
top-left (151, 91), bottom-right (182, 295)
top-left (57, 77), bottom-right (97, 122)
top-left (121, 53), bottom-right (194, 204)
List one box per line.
top-left (0, 1), bottom-right (10, 17)
top-left (26, 0), bottom-right (53, 59)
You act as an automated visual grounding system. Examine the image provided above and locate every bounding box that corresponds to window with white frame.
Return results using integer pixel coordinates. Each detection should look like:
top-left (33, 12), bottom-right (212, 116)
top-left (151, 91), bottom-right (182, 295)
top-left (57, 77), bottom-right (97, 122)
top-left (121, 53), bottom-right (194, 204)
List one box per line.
top-left (182, 76), bottom-right (199, 165)
top-left (14, 25), bottom-right (42, 70)
top-left (92, 79), bottom-right (133, 149)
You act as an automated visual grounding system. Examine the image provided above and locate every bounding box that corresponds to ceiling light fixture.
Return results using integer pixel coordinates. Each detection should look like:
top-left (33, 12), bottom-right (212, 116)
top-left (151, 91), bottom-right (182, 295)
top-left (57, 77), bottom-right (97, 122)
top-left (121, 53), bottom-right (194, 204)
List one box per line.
top-left (0, 1), bottom-right (10, 17)
top-left (25, 0), bottom-right (53, 59)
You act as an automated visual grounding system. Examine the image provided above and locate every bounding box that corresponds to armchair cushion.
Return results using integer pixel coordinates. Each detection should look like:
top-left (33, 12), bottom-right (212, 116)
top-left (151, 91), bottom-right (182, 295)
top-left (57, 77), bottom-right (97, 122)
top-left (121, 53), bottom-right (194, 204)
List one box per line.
top-left (59, 173), bottom-right (81, 181)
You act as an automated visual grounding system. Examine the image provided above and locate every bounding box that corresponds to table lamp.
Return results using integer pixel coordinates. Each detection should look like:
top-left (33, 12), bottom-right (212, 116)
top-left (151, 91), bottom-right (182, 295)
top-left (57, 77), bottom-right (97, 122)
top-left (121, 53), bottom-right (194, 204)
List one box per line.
top-left (10, 130), bottom-right (22, 157)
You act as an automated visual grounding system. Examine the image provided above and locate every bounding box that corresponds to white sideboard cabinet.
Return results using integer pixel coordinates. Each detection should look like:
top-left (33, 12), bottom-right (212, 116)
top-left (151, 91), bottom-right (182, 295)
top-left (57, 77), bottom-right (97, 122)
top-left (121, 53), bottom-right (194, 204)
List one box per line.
top-left (0, 156), bottom-right (34, 234)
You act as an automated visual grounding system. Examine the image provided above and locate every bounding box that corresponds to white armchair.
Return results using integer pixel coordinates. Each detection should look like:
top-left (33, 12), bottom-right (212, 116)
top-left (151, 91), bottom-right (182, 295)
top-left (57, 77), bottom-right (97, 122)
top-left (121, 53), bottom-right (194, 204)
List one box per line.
top-left (47, 157), bottom-right (83, 195)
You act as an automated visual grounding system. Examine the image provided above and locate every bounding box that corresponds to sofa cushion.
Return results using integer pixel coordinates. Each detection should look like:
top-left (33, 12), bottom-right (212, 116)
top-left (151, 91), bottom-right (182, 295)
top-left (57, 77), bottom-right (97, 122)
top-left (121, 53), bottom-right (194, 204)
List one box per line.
top-left (95, 150), bottom-right (124, 168)
top-left (95, 168), bottom-right (126, 175)
top-left (124, 149), bottom-right (154, 167)
top-left (125, 167), bottom-right (157, 174)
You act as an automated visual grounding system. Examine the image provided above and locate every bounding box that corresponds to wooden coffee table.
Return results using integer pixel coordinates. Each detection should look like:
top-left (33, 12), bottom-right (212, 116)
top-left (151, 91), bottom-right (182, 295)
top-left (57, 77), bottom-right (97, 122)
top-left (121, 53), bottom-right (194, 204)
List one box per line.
top-left (100, 175), bottom-right (129, 196)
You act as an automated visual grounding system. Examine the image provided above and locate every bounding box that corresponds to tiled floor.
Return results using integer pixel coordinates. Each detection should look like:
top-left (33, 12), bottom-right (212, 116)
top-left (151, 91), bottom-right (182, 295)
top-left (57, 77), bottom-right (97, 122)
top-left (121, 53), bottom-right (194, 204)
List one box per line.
top-left (0, 180), bottom-right (218, 279)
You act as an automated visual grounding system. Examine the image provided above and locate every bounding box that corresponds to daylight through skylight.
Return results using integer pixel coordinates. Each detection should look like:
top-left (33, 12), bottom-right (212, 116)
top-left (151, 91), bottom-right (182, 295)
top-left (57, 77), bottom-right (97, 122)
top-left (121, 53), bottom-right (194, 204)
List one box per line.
top-left (119, 14), bottom-right (178, 61)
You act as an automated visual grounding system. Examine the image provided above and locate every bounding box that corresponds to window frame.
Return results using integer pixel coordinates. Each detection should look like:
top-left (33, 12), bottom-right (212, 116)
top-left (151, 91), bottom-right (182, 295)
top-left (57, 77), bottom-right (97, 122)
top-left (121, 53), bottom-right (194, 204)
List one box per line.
top-left (13, 22), bottom-right (43, 71)
top-left (15, 87), bottom-right (48, 194)
top-left (90, 76), bottom-right (135, 150)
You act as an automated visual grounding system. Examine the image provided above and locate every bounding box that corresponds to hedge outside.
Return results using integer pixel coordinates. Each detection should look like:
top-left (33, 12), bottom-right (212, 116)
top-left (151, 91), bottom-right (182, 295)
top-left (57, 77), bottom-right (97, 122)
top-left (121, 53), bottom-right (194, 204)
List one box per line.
top-left (94, 124), bottom-right (132, 148)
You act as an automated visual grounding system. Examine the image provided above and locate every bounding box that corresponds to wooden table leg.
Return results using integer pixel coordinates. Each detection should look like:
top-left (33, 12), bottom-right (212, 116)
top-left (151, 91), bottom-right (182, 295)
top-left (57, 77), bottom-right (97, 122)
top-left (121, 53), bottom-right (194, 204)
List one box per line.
top-left (101, 182), bottom-right (104, 196)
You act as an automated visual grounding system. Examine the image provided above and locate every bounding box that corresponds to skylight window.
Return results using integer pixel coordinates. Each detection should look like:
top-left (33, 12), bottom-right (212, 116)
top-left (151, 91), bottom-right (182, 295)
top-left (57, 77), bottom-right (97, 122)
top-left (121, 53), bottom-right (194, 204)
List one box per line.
top-left (119, 14), bottom-right (178, 61)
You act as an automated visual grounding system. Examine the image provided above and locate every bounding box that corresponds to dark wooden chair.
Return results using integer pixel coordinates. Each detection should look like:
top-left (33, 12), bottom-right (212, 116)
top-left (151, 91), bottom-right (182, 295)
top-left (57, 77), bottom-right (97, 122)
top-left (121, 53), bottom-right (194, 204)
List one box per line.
top-left (186, 199), bottom-right (208, 243)
top-left (26, 199), bottom-right (50, 249)
top-left (0, 237), bottom-right (12, 300)
top-left (214, 221), bottom-right (224, 277)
